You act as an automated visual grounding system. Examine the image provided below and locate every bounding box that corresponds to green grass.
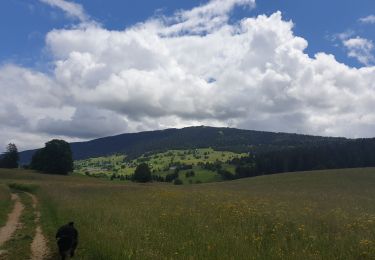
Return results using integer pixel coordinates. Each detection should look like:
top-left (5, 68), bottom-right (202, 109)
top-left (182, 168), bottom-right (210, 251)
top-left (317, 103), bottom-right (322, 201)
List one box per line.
top-left (7, 183), bottom-right (38, 193)
top-left (0, 168), bottom-right (375, 259)
top-left (74, 148), bottom-right (246, 182)
top-left (0, 184), bottom-right (11, 227)
top-left (0, 192), bottom-right (35, 259)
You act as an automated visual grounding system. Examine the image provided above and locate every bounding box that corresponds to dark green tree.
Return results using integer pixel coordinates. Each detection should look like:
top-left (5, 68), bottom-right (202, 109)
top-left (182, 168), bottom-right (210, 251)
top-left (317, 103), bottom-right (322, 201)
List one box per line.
top-left (0, 143), bottom-right (19, 168)
top-left (218, 169), bottom-right (236, 180)
top-left (133, 163), bottom-right (152, 182)
top-left (173, 178), bottom-right (183, 185)
top-left (30, 139), bottom-right (73, 175)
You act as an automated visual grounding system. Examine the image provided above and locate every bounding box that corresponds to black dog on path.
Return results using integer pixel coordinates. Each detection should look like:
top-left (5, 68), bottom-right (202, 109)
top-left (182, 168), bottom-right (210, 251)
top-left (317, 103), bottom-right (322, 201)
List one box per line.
top-left (56, 222), bottom-right (78, 259)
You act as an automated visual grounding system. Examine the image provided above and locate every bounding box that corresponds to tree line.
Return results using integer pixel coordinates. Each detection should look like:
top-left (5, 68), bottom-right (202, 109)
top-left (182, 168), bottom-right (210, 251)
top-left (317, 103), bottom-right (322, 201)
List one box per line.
top-left (230, 138), bottom-right (375, 179)
top-left (0, 140), bottom-right (73, 175)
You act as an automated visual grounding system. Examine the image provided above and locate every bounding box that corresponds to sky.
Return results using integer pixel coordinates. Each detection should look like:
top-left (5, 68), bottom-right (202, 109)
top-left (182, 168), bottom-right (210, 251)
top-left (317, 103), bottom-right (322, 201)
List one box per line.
top-left (0, 0), bottom-right (375, 152)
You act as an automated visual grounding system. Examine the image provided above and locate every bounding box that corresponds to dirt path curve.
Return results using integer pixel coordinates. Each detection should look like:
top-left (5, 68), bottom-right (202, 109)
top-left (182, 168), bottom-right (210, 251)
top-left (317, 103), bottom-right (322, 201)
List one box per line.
top-left (0, 193), bottom-right (24, 247)
top-left (27, 193), bottom-right (50, 260)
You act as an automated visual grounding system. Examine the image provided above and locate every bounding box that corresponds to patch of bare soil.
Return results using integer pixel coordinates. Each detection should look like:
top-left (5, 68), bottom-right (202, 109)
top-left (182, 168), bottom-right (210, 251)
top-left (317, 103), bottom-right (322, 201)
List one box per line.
top-left (28, 193), bottom-right (50, 260)
top-left (0, 194), bottom-right (24, 247)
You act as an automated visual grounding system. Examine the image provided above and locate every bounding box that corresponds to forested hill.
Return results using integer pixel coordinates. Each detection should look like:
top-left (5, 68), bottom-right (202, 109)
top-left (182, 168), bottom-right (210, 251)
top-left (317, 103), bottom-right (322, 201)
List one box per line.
top-left (19, 126), bottom-right (346, 165)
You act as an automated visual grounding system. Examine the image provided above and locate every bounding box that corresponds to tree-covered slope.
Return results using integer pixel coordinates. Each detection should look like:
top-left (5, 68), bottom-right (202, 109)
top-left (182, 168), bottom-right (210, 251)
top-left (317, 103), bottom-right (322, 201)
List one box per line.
top-left (19, 126), bottom-right (346, 165)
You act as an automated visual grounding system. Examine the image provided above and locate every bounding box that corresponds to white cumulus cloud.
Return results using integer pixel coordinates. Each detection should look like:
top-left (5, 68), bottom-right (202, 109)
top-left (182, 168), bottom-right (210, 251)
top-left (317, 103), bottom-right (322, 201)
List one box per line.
top-left (343, 37), bottom-right (374, 65)
top-left (162, 0), bottom-right (255, 35)
top-left (39, 0), bottom-right (89, 22)
top-left (359, 15), bottom-right (375, 24)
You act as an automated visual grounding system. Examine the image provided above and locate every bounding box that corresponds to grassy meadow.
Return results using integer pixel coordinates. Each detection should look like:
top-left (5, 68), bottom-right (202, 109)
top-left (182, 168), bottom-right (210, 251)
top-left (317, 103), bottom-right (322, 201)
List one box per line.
top-left (0, 184), bottom-right (11, 227)
top-left (73, 148), bottom-right (246, 182)
top-left (0, 168), bottom-right (375, 259)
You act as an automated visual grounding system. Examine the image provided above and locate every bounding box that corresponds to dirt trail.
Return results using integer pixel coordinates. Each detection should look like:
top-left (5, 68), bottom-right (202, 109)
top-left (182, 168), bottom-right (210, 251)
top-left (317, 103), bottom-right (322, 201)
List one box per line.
top-left (28, 193), bottom-right (50, 260)
top-left (0, 193), bottom-right (24, 247)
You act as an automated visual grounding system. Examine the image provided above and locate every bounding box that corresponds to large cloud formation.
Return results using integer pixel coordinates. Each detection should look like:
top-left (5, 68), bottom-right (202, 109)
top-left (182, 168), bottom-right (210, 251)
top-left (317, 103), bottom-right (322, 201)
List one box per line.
top-left (1, 0), bottom-right (375, 151)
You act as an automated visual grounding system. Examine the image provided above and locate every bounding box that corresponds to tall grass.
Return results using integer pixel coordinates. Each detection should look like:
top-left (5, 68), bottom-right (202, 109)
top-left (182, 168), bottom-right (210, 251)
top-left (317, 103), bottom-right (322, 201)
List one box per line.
top-left (7, 183), bottom-right (38, 193)
top-left (0, 184), bottom-right (11, 227)
top-left (41, 169), bottom-right (375, 259)
top-left (1, 168), bottom-right (375, 259)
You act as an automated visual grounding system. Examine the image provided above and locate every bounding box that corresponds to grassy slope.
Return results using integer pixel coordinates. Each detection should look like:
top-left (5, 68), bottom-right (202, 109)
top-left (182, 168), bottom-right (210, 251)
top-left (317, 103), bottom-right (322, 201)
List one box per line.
top-left (0, 168), bottom-right (375, 259)
top-left (74, 148), bottom-right (246, 179)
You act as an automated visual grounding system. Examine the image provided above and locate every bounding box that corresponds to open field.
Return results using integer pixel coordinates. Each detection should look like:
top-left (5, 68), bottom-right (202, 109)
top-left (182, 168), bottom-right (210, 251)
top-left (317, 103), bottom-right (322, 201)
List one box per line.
top-left (73, 148), bottom-right (246, 181)
top-left (177, 167), bottom-right (222, 184)
top-left (0, 185), bottom-right (11, 227)
top-left (0, 168), bottom-right (375, 259)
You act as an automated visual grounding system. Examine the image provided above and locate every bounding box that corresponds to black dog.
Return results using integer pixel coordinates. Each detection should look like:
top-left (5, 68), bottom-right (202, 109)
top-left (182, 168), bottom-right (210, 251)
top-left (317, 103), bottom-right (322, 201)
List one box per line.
top-left (56, 222), bottom-right (78, 259)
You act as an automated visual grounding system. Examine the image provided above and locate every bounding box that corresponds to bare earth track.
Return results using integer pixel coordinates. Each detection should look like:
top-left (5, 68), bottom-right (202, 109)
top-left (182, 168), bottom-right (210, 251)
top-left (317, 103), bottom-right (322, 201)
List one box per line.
top-left (0, 192), bottom-right (50, 259)
top-left (28, 193), bottom-right (50, 260)
top-left (0, 193), bottom-right (24, 256)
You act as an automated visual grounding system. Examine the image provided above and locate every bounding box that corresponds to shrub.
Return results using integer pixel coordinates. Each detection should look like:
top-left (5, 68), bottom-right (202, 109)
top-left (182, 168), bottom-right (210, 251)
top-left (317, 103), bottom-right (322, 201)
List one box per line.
top-left (165, 172), bottom-right (179, 182)
top-left (185, 171), bottom-right (195, 178)
top-left (218, 169), bottom-right (236, 180)
top-left (173, 179), bottom-right (183, 185)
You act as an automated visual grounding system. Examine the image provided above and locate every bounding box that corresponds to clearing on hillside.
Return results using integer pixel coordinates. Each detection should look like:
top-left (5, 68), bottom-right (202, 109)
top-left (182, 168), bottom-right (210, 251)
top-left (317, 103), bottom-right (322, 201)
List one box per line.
top-left (74, 148), bottom-right (246, 183)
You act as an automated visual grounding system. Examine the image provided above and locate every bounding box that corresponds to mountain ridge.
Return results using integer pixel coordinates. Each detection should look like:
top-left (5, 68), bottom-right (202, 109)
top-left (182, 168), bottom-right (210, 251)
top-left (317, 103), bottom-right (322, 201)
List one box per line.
top-left (19, 126), bottom-right (348, 165)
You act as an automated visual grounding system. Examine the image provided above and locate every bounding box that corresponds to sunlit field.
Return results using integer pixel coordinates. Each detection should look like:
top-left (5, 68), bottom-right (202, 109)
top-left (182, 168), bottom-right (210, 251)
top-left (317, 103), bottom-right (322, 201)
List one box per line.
top-left (1, 168), bottom-right (375, 259)
top-left (73, 148), bottom-right (246, 180)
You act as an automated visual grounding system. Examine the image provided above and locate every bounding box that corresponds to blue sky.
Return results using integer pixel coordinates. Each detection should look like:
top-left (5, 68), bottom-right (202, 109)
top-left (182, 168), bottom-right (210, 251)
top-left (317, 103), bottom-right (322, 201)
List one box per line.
top-left (0, 0), bottom-right (375, 151)
top-left (1, 0), bottom-right (374, 68)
